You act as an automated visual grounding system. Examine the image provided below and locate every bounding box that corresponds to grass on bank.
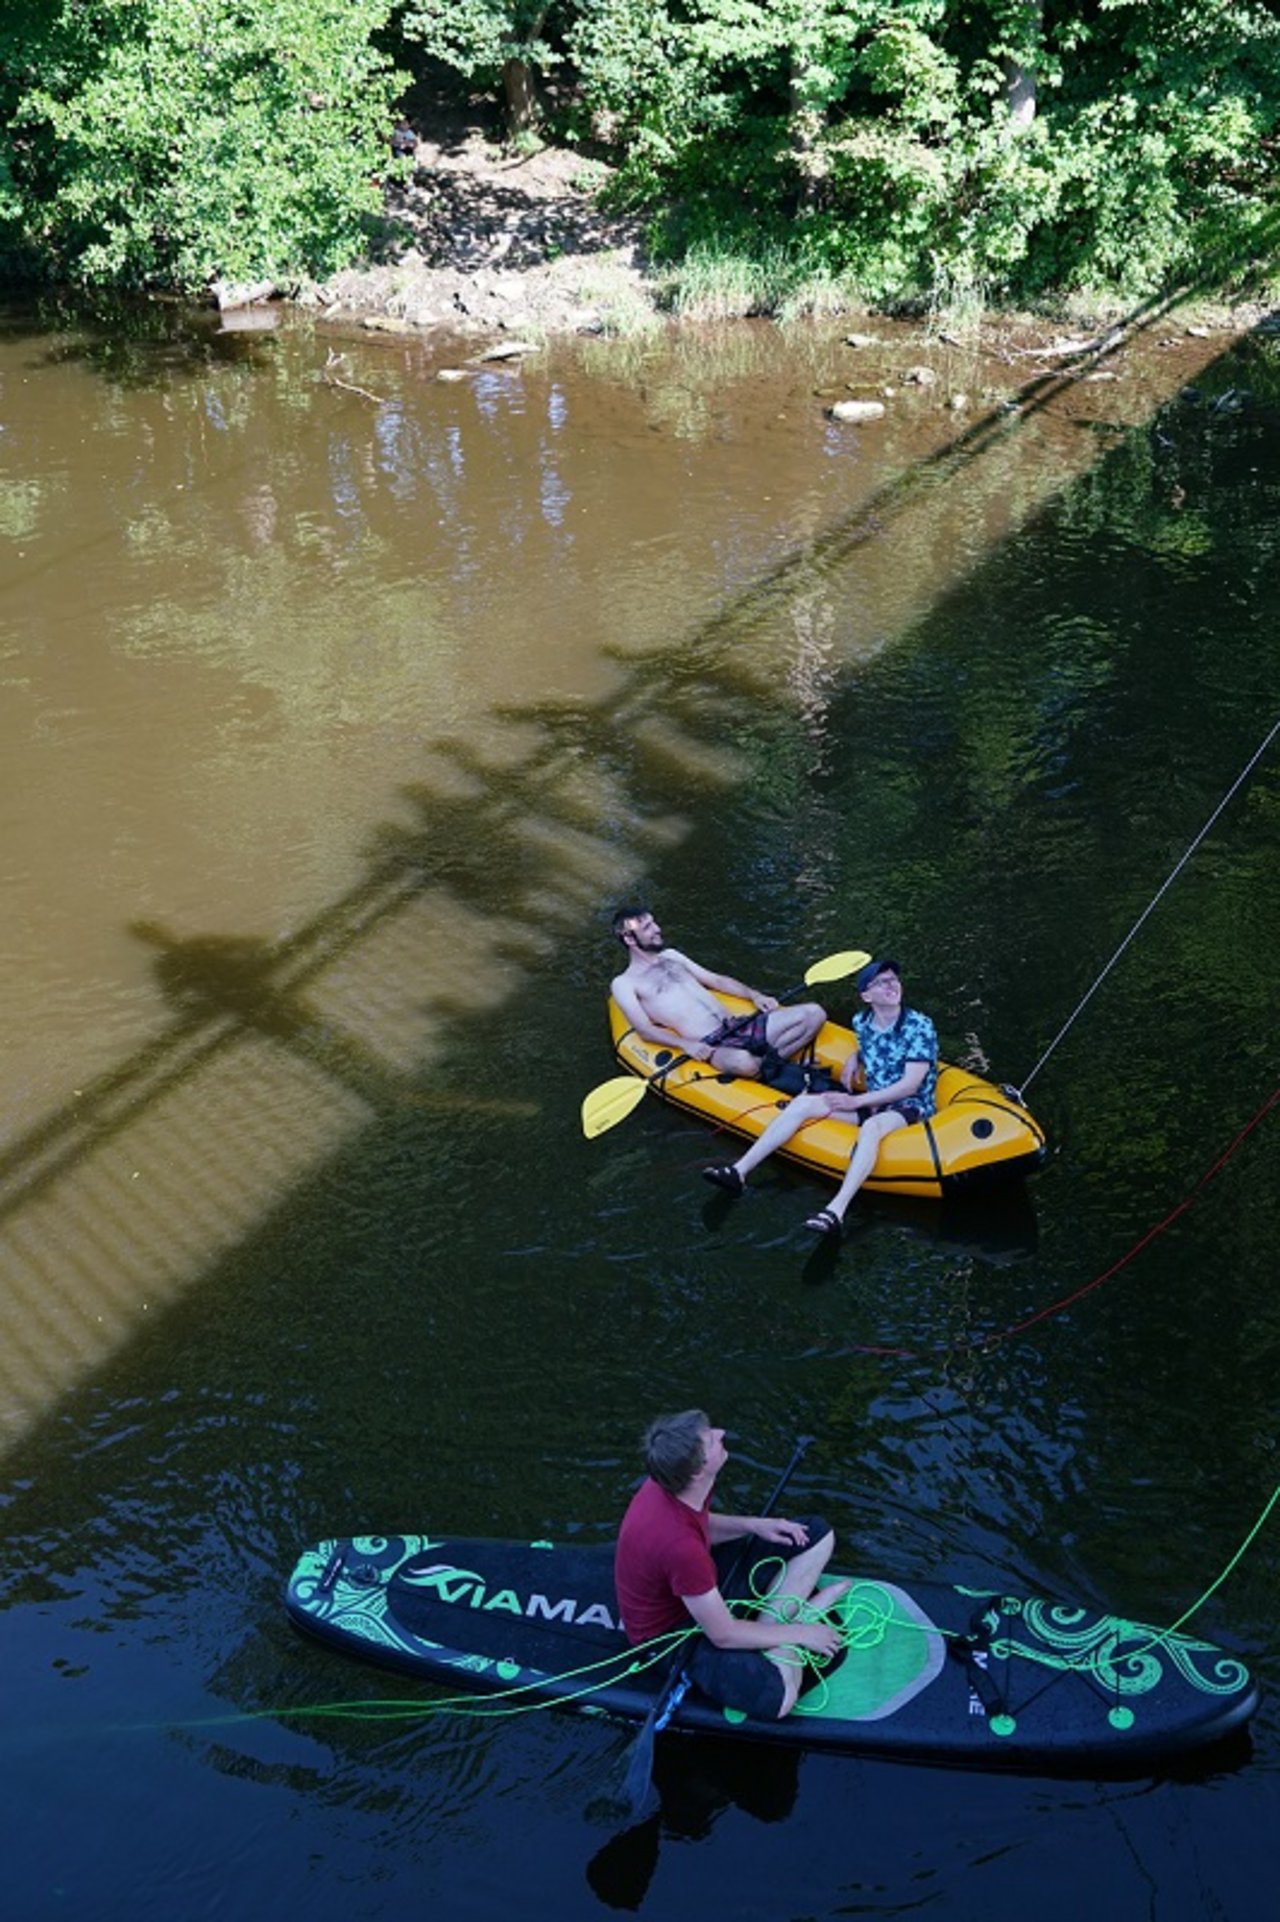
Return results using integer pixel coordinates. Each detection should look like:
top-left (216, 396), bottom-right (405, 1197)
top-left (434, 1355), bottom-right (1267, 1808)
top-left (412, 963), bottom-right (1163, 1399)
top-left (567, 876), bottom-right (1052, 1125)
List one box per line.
top-left (657, 238), bottom-right (863, 323)
top-left (639, 219), bottom-right (1280, 338)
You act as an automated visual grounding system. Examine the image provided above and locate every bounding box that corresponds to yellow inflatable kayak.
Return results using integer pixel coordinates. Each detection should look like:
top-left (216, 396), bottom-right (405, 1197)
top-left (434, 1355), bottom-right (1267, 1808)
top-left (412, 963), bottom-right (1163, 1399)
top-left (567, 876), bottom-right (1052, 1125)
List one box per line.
top-left (608, 995), bottom-right (1046, 1200)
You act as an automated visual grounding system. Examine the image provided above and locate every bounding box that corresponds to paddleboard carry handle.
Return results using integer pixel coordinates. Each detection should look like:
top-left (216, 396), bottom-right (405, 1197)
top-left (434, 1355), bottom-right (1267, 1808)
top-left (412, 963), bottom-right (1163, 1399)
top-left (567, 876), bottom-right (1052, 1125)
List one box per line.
top-left (317, 1545), bottom-right (346, 1594)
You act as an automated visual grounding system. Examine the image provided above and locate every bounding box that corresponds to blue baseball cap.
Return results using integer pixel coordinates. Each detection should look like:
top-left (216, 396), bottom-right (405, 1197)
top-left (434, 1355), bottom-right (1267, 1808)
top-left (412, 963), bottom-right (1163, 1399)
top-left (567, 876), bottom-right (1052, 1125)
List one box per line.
top-left (856, 957), bottom-right (901, 992)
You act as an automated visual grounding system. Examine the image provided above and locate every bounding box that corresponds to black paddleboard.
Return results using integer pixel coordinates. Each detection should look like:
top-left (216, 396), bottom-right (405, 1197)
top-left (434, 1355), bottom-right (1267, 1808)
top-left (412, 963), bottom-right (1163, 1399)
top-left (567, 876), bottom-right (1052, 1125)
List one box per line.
top-left (283, 1533), bottom-right (1257, 1774)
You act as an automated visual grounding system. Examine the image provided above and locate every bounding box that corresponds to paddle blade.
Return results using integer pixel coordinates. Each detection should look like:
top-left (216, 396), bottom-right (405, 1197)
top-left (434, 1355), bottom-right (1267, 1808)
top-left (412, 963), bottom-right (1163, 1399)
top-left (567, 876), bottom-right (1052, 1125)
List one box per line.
top-left (582, 1075), bottom-right (649, 1139)
top-left (618, 1716), bottom-right (661, 1827)
top-left (585, 1811), bottom-right (661, 1909)
top-left (804, 948), bottom-right (871, 988)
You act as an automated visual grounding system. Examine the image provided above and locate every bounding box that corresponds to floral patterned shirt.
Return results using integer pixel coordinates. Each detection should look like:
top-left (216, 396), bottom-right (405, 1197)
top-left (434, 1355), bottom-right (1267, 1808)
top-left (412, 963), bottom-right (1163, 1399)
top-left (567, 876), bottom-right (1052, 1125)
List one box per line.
top-left (852, 1006), bottom-right (939, 1119)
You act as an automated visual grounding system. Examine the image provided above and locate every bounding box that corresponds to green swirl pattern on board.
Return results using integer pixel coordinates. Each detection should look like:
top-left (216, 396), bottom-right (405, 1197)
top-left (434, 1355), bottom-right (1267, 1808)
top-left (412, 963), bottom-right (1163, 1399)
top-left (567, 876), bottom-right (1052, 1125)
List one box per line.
top-left (985, 1596), bottom-right (1251, 1698)
top-left (292, 1537), bottom-right (434, 1660)
top-left (296, 1536), bottom-right (487, 1670)
top-left (293, 1538), bottom-right (564, 1688)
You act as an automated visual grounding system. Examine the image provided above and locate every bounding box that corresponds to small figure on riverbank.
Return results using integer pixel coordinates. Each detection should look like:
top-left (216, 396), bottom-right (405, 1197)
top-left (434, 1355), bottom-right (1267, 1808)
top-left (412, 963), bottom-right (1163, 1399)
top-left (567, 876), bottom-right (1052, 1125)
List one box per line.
top-left (615, 1410), bottom-right (848, 1719)
top-left (700, 958), bottom-right (938, 1236)
top-left (610, 903), bottom-right (825, 1080)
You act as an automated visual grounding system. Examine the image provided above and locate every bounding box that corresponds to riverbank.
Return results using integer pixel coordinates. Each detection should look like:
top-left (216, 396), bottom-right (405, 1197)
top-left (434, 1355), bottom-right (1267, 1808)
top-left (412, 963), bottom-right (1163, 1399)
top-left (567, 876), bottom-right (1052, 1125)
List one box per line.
top-left (280, 99), bottom-right (1274, 363)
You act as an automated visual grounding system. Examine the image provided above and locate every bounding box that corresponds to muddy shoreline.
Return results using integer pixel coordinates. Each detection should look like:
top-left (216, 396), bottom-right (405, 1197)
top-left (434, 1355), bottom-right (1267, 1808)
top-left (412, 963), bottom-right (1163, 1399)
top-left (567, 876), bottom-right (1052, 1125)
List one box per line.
top-left (294, 116), bottom-right (652, 343)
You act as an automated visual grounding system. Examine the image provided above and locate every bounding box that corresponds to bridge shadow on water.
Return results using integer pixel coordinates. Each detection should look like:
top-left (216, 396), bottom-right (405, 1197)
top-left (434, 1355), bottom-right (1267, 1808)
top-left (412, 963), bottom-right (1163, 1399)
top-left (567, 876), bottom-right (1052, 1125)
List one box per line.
top-left (0, 274), bottom-right (1272, 1462)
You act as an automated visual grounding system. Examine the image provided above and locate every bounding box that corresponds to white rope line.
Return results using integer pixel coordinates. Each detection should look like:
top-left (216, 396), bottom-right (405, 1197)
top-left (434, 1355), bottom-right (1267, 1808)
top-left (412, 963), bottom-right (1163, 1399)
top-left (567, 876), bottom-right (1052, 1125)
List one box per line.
top-left (1020, 713), bottom-right (1280, 1094)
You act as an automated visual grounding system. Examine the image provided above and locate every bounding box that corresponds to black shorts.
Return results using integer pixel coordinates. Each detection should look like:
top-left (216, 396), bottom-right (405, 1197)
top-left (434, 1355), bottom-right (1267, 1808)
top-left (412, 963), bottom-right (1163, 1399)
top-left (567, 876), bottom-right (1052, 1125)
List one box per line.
top-left (865, 1097), bottom-right (928, 1125)
top-left (703, 1010), bottom-right (771, 1055)
top-left (684, 1514), bottom-right (830, 1722)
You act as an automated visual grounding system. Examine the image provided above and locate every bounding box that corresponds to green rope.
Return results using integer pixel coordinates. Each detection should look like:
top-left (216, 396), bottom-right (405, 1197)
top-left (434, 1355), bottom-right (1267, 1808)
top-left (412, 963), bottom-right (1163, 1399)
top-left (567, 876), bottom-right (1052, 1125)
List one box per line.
top-left (253, 1576), bottom-right (851, 1733)
top-left (731, 1475), bottom-right (1277, 1718)
top-left (728, 1556), bottom-right (854, 1710)
top-left (1125, 1480), bottom-right (1279, 1656)
top-left (176, 1622), bottom-right (698, 1733)
top-left (801, 1480), bottom-right (1278, 1694)
top-left (967, 1479), bottom-right (1280, 1686)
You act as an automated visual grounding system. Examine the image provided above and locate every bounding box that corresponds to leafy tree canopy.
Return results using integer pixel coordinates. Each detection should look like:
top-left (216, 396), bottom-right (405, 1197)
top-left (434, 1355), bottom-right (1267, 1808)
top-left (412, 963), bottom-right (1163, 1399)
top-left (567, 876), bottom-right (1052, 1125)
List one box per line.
top-left (0, 0), bottom-right (402, 290)
top-left (399, 0), bottom-right (1280, 301)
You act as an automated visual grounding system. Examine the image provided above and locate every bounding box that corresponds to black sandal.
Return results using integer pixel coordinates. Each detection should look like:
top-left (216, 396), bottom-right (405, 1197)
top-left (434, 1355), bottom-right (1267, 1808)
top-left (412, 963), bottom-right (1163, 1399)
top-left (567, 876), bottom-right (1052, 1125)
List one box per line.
top-left (702, 1164), bottom-right (746, 1196)
top-left (805, 1206), bottom-right (843, 1239)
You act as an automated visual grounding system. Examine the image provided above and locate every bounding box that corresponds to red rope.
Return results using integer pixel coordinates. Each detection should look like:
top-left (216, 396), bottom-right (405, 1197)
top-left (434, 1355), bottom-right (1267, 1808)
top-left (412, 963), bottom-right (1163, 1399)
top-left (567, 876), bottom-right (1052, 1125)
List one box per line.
top-left (676, 1094), bottom-right (796, 1166)
top-left (849, 1083), bottom-right (1280, 1361)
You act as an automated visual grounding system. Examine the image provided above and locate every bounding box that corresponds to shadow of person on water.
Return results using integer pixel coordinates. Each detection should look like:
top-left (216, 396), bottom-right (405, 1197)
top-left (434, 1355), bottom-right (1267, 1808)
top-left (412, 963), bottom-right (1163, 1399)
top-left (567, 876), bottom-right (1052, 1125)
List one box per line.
top-left (586, 1736), bottom-right (799, 1910)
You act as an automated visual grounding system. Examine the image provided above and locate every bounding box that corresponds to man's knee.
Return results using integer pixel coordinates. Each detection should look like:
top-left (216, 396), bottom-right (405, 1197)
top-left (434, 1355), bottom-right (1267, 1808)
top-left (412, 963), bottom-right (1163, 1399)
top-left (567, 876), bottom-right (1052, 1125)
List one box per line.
top-left (779, 1524), bottom-right (835, 1587)
top-left (714, 1046), bottom-right (762, 1077)
top-left (783, 1516), bottom-right (832, 1557)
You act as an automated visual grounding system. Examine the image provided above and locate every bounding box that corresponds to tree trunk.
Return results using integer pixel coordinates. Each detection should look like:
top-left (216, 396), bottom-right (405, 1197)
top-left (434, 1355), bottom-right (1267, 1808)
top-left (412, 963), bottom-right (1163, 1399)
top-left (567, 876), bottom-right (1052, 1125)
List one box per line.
top-left (789, 2), bottom-right (828, 213)
top-left (502, 57), bottom-right (539, 137)
top-left (1001, 53), bottom-right (1036, 127)
top-left (501, 8), bottom-right (548, 140)
top-left (789, 74), bottom-right (827, 212)
top-left (1001, 0), bottom-right (1042, 129)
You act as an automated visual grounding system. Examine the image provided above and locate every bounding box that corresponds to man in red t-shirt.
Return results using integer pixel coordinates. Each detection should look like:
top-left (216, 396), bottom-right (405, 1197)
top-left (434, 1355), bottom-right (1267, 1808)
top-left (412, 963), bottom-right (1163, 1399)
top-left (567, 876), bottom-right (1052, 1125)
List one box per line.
top-left (615, 1410), bottom-right (848, 1720)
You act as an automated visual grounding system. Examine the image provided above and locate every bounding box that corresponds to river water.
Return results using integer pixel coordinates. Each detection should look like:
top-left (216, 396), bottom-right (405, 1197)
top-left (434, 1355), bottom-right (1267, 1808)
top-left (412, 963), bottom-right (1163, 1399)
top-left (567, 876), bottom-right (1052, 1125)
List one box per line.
top-left (1, 295), bottom-right (1277, 1920)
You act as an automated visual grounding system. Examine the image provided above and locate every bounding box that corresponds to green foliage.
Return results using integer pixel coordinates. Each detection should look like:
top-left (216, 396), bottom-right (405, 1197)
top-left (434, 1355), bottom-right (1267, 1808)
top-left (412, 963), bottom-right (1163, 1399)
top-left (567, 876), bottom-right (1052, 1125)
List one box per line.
top-left (569, 0), bottom-right (1280, 308)
top-left (0, 0), bottom-right (401, 290)
top-left (400, 1), bottom-right (561, 81)
top-left (6, 0), bottom-right (1280, 304)
top-left (561, 0), bottom-right (698, 173)
top-left (857, 14), bottom-right (959, 129)
top-left (660, 236), bottom-right (797, 319)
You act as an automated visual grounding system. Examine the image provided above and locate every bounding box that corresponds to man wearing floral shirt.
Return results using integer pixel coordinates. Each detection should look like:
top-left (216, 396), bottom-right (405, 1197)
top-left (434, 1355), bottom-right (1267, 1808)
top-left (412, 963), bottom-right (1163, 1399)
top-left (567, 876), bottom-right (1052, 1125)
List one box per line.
top-left (701, 958), bottom-right (938, 1238)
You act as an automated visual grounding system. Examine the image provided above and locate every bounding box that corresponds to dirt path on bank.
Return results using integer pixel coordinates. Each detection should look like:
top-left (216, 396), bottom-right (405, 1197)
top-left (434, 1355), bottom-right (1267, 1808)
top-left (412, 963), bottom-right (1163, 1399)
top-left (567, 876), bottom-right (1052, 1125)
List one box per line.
top-left (297, 104), bottom-right (653, 341)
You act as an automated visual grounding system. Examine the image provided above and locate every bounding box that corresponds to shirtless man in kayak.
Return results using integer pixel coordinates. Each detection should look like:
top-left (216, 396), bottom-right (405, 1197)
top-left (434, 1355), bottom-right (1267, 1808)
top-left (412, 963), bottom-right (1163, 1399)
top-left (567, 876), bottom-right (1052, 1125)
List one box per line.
top-left (610, 904), bottom-right (826, 1079)
top-left (615, 1410), bottom-right (849, 1720)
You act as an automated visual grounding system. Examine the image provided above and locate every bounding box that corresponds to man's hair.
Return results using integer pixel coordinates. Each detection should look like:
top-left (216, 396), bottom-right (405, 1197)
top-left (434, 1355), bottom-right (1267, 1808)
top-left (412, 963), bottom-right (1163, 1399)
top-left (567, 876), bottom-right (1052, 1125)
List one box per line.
top-left (643, 1409), bottom-right (710, 1494)
top-left (612, 901), bottom-right (652, 947)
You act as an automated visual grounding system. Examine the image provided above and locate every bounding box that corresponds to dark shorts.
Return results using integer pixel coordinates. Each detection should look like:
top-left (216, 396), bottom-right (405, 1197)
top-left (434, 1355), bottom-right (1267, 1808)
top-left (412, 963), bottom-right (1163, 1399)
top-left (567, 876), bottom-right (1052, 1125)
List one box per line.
top-left (865, 1097), bottom-right (929, 1125)
top-left (703, 1010), bottom-right (771, 1055)
top-left (686, 1636), bottom-right (787, 1719)
top-left (684, 1514), bottom-right (830, 1722)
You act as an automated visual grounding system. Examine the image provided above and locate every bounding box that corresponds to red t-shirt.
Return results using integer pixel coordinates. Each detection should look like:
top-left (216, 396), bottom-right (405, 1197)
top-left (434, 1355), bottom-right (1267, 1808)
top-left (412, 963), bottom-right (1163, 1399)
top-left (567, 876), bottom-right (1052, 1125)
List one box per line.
top-left (614, 1478), bottom-right (718, 1644)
